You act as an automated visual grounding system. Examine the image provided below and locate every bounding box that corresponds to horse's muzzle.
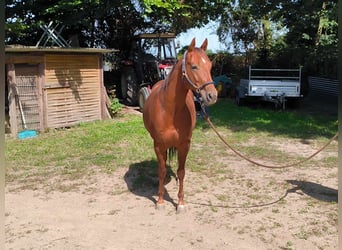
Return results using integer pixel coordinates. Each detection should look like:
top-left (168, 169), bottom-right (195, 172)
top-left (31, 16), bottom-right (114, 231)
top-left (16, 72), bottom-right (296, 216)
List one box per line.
top-left (206, 91), bottom-right (218, 105)
top-left (200, 89), bottom-right (217, 106)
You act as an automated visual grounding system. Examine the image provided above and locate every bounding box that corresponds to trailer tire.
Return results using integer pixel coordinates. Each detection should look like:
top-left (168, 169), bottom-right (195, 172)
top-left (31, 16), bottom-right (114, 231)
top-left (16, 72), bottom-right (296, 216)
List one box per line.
top-left (139, 87), bottom-right (151, 111)
top-left (121, 67), bottom-right (139, 105)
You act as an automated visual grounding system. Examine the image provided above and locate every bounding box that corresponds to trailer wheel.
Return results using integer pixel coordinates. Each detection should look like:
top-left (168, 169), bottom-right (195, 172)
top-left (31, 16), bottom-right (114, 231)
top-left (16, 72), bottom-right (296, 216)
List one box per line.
top-left (139, 87), bottom-right (151, 111)
top-left (121, 67), bottom-right (139, 105)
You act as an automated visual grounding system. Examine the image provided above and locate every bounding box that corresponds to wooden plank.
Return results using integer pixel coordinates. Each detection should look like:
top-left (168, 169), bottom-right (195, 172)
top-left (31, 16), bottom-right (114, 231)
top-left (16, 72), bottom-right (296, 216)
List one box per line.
top-left (44, 53), bottom-right (103, 129)
top-left (46, 92), bottom-right (99, 100)
top-left (44, 83), bottom-right (70, 89)
top-left (47, 111), bottom-right (99, 118)
top-left (6, 64), bottom-right (18, 137)
top-left (47, 106), bottom-right (100, 113)
top-left (45, 57), bottom-right (97, 65)
top-left (47, 115), bottom-right (99, 122)
top-left (5, 55), bottom-right (44, 64)
top-left (49, 105), bottom-right (99, 113)
top-left (44, 86), bottom-right (99, 94)
top-left (98, 58), bottom-right (108, 120)
top-left (47, 112), bottom-right (99, 126)
top-left (47, 112), bottom-right (99, 120)
top-left (48, 114), bottom-right (99, 122)
top-left (46, 94), bottom-right (99, 102)
top-left (37, 63), bottom-right (46, 132)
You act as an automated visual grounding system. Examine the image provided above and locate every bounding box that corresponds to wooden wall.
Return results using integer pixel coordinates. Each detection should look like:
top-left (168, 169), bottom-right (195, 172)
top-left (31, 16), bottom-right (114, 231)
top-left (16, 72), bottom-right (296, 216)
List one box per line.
top-left (44, 54), bottom-right (103, 129)
top-left (6, 51), bottom-right (107, 137)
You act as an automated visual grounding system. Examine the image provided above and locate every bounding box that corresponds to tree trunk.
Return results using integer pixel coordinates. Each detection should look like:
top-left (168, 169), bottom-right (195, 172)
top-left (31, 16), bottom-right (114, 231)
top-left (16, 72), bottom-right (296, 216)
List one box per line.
top-left (315, 1), bottom-right (327, 46)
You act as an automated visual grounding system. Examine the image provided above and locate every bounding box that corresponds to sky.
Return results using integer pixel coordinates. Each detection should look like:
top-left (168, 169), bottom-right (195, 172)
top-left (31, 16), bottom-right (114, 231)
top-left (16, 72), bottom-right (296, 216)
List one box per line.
top-left (176, 22), bottom-right (228, 52)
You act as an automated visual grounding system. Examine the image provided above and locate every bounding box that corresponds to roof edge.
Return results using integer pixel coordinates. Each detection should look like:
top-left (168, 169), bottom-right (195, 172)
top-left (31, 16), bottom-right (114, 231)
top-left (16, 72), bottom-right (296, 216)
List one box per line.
top-left (5, 46), bottom-right (117, 54)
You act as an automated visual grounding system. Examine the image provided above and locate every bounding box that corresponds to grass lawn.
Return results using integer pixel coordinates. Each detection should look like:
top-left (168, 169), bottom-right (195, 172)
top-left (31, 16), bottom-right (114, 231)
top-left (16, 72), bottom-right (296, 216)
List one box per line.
top-left (5, 99), bottom-right (338, 187)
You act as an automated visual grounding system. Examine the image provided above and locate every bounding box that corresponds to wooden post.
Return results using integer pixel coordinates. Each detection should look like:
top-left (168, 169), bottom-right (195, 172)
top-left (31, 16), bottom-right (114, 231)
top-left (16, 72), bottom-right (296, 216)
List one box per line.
top-left (6, 64), bottom-right (18, 137)
top-left (37, 63), bottom-right (46, 132)
top-left (99, 54), bottom-right (109, 119)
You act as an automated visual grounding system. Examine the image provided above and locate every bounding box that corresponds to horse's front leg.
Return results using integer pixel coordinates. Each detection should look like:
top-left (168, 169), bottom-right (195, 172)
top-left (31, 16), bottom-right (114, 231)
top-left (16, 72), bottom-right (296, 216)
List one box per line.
top-left (176, 142), bottom-right (190, 213)
top-left (154, 144), bottom-right (167, 209)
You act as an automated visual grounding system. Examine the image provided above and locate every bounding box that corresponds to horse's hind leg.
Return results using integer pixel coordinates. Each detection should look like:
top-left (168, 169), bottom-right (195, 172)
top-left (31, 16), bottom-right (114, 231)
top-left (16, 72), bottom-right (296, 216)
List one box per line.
top-left (154, 144), bottom-right (167, 209)
top-left (176, 143), bottom-right (190, 213)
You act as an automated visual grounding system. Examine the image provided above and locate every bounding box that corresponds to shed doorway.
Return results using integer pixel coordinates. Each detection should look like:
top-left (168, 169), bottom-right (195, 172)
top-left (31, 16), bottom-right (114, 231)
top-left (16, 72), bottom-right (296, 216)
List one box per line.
top-left (6, 64), bottom-right (41, 136)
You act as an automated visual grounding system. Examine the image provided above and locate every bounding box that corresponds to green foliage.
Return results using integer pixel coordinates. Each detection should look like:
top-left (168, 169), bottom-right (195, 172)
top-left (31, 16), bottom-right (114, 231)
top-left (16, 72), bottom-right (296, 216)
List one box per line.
top-left (5, 0), bottom-right (338, 78)
top-left (218, 5), bottom-right (258, 55)
top-left (142, 0), bottom-right (188, 15)
top-left (109, 97), bottom-right (123, 116)
top-left (216, 0), bottom-right (338, 78)
top-left (5, 0), bottom-right (224, 47)
top-left (5, 0), bottom-right (144, 47)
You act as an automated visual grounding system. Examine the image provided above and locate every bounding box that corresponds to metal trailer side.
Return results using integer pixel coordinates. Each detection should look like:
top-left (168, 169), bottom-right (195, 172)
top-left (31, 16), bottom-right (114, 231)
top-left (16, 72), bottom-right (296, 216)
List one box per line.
top-left (235, 66), bottom-right (302, 109)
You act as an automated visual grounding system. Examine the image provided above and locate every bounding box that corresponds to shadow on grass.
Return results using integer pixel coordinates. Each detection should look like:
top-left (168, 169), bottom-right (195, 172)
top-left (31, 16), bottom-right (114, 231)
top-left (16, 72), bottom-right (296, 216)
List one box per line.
top-left (124, 160), bottom-right (178, 208)
top-left (287, 180), bottom-right (338, 203)
top-left (196, 99), bottom-right (337, 140)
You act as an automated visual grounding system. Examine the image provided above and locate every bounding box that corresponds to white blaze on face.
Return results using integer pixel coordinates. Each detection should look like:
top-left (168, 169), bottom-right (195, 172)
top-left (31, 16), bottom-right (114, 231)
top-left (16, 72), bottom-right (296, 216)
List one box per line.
top-left (201, 56), bottom-right (207, 64)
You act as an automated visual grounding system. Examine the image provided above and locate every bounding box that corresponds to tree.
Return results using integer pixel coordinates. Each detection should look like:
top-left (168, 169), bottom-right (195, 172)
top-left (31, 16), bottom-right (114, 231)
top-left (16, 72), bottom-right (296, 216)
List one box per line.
top-left (271, 0), bottom-right (338, 77)
top-left (216, 0), bottom-right (338, 78)
top-left (5, 0), bottom-right (145, 48)
top-left (5, 0), bottom-right (338, 78)
top-left (5, 0), bottom-right (228, 48)
top-left (218, 5), bottom-right (258, 65)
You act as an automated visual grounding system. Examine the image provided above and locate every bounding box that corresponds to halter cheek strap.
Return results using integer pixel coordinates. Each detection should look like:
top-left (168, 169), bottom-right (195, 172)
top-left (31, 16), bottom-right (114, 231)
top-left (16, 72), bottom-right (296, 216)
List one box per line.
top-left (181, 51), bottom-right (215, 94)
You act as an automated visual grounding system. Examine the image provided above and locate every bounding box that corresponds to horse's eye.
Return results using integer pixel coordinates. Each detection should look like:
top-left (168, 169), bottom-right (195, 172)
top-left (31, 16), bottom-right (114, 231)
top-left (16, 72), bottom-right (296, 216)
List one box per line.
top-left (191, 65), bottom-right (198, 70)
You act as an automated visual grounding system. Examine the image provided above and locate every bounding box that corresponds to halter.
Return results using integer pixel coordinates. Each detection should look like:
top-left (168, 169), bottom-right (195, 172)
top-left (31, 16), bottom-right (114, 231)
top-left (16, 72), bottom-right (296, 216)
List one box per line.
top-left (181, 51), bottom-right (215, 95)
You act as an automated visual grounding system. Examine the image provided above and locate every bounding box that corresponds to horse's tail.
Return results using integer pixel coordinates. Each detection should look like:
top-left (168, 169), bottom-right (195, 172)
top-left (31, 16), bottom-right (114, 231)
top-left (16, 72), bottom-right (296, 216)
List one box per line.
top-left (167, 147), bottom-right (177, 165)
top-left (167, 147), bottom-right (178, 182)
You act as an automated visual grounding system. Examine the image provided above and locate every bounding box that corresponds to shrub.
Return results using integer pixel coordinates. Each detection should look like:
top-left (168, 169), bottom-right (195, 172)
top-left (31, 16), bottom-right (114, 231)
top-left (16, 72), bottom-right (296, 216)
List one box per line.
top-left (110, 97), bottom-right (123, 116)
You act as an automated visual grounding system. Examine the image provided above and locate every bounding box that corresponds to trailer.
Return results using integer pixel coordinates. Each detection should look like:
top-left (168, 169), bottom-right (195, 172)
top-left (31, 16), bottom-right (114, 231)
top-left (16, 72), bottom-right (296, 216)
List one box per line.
top-left (235, 66), bottom-right (302, 110)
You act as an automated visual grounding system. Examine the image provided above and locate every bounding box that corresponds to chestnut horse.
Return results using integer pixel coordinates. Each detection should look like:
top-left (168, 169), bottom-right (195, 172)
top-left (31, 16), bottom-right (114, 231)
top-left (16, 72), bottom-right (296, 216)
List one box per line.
top-left (143, 38), bottom-right (217, 212)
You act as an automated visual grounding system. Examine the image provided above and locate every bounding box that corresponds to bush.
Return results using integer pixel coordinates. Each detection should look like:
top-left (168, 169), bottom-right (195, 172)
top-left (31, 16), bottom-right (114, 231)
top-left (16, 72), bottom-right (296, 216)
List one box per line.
top-left (110, 97), bottom-right (123, 116)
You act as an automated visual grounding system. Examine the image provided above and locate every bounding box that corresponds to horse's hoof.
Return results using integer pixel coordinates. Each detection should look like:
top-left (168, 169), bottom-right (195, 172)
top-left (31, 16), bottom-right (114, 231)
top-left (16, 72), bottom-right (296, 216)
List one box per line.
top-left (155, 203), bottom-right (165, 210)
top-left (177, 204), bottom-right (186, 214)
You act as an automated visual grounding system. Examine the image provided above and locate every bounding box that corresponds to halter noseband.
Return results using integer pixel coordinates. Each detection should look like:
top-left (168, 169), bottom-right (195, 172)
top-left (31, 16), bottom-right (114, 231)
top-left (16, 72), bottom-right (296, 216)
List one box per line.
top-left (181, 51), bottom-right (215, 95)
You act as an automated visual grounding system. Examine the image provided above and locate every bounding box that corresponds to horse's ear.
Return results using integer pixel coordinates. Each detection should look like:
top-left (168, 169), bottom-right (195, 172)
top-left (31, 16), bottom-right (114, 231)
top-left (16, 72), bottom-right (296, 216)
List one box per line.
top-left (188, 38), bottom-right (196, 52)
top-left (200, 38), bottom-right (208, 51)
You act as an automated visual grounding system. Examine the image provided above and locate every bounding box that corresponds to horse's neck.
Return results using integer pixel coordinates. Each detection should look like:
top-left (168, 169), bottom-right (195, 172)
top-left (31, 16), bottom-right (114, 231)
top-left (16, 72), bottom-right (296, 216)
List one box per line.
top-left (162, 65), bottom-right (190, 114)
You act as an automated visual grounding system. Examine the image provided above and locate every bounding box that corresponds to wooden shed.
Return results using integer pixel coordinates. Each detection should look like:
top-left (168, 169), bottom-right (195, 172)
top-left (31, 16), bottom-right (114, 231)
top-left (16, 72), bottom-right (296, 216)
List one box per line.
top-left (5, 46), bottom-right (114, 137)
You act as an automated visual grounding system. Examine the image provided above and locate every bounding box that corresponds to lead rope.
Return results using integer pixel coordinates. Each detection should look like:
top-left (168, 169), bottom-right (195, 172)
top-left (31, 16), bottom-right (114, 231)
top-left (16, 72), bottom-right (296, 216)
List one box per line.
top-left (200, 105), bottom-right (338, 169)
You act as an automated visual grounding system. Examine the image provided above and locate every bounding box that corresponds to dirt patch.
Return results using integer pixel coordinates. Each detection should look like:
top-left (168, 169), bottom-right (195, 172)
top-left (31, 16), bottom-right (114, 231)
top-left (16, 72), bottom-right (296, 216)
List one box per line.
top-left (121, 106), bottom-right (142, 116)
top-left (5, 101), bottom-right (338, 249)
top-left (6, 148), bottom-right (337, 249)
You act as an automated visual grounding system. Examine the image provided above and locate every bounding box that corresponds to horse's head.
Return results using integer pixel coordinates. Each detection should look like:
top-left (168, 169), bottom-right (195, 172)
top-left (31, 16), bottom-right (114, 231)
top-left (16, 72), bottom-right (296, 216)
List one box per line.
top-left (182, 38), bottom-right (218, 106)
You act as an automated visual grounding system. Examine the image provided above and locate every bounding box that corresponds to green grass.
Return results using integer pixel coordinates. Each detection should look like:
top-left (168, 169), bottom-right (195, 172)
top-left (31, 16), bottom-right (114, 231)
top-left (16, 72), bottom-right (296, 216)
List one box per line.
top-left (5, 99), bottom-right (338, 189)
top-left (6, 114), bottom-right (155, 182)
top-left (198, 99), bottom-right (337, 139)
